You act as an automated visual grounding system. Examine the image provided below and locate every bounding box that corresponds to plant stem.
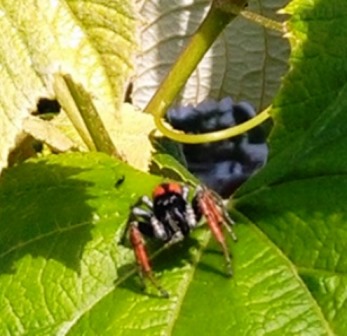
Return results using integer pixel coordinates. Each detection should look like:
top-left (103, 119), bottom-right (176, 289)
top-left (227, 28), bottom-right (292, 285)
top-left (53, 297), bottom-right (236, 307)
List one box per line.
top-left (54, 75), bottom-right (95, 150)
top-left (155, 106), bottom-right (271, 144)
top-left (54, 74), bottom-right (119, 157)
top-left (145, 1), bottom-right (246, 118)
top-left (144, 0), bottom-right (273, 144)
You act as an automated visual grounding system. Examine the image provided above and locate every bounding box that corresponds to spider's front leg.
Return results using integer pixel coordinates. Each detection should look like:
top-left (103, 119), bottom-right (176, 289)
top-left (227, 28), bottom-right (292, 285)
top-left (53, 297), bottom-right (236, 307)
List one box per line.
top-left (128, 221), bottom-right (169, 298)
top-left (120, 196), bottom-right (153, 244)
top-left (194, 186), bottom-right (237, 276)
top-left (209, 189), bottom-right (238, 242)
top-left (132, 196), bottom-right (169, 241)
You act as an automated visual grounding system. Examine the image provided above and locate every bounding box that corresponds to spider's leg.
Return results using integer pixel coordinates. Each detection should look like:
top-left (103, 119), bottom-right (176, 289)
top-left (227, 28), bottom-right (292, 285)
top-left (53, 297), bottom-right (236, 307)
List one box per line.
top-left (120, 195), bottom-right (154, 244)
top-left (180, 186), bottom-right (198, 230)
top-left (140, 195), bottom-right (153, 208)
top-left (120, 204), bottom-right (152, 244)
top-left (198, 186), bottom-right (237, 241)
top-left (219, 208), bottom-right (237, 242)
top-left (129, 222), bottom-right (169, 298)
top-left (182, 185), bottom-right (189, 201)
top-left (135, 262), bottom-right (147, 292)
top-left (119, 216), bottom-right (134, 245)
top-left (209, 190), bottom-right (237, 242)
top-left (196, 187), bottom-right (233, 276)
top-left (149, 216), bottom-right (168, 240)
top-left (132, 206), bottom-right (152, 219)
top-left (132, 195), bottom-right (168, 240)
top-left (184, 203), bottom-right (198, 229)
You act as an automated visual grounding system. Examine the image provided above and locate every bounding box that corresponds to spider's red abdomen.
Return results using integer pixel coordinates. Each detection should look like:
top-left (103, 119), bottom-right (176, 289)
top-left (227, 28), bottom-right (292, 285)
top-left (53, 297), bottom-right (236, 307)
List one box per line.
top-left (152, 182), bottom-right (183, 199)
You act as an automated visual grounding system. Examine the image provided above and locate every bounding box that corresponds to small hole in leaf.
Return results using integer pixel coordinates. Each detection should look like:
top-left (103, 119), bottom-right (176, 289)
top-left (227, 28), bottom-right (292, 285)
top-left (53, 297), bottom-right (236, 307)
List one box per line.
top-left (34, 98), bottom-right (61, 116)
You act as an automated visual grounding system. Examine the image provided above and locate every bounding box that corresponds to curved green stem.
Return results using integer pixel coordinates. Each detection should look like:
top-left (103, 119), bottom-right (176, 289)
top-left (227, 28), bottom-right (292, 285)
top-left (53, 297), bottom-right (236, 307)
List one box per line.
top-left (156, 106), bottom-right (271, 144)
top-left (145, 1), bottom-right (245, 118)
top-left (146, 0), bottom-right (274, 144)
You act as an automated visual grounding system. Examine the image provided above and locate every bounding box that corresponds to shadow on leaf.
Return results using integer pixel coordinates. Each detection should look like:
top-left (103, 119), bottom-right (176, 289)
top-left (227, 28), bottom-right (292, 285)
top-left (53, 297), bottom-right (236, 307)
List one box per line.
top-left (116, 237), bottom-right (200, 294)
top-left (0, 160), bottom-right (95, 274)
top-left (197, 248), bottom-right (233, 278)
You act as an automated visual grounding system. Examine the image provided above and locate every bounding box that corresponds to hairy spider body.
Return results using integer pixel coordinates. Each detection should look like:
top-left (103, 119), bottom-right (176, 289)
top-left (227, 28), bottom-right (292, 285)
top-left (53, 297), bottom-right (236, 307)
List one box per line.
top-left (123, 182), bottom-right (237, 297)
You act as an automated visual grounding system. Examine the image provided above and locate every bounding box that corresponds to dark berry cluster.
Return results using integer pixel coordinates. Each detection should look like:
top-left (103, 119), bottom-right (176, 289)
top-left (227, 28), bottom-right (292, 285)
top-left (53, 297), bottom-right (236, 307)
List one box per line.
top-left (167, 97), bottom-right (268, 198)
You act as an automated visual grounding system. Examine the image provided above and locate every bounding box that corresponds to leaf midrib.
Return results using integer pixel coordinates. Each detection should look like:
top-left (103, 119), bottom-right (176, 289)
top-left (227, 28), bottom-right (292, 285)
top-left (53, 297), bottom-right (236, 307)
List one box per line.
top-left (236, 211), bottom-right (335, 336)
top-left (164, 230), bottom-right (211, 335)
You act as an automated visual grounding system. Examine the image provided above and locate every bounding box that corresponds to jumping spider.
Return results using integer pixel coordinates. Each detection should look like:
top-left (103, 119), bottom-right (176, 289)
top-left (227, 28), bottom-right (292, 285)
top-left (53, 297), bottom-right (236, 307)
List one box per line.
top-left (122, 182), bottom-right (237, 297)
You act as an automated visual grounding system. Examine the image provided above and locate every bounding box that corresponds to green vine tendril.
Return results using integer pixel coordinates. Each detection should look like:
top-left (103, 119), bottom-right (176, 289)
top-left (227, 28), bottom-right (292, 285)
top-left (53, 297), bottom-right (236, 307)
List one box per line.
top-left (154, 106), bottom-right (271, 144)
top-left (146, 0), bottom-right (284, 144)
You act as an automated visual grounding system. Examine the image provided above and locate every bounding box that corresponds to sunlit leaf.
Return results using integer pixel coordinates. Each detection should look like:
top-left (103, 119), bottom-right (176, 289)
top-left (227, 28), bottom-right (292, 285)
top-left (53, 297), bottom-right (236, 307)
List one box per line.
top-left (133, 0), bottom-right (290, 111)
top-left (0, 0), bottom-right (135, 172)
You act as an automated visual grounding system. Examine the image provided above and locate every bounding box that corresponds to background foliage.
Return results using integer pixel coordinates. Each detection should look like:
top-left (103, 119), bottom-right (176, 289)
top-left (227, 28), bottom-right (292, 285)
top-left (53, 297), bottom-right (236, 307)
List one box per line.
top-left (133, 0), bottom-right (290, 111)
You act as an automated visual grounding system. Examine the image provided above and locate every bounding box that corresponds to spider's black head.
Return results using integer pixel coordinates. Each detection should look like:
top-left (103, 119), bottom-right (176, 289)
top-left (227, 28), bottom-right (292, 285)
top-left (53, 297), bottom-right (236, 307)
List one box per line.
top-left (152, 183), bottom-right (191, 237)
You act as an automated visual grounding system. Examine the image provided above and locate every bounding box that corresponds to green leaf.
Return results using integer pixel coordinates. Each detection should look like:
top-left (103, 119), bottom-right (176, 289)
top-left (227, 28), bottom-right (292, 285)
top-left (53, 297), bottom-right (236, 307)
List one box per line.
top-left (54, 74), bottom-right (118, 156)
top-left (0, 0), bottom-right (135, 171)
top-left (150, 152), bottom-right (198, 184)
top-left (234, 0), bottom-right (347, 334)
top-left (2, 1), bottom-right (347, 335)
top-left (133, 0), bottom-right (290, 111)
top-left (0, 149), bottom-right (338, 336)
top-left (0, 152), bottom-right (162, 334)
top-left (172, 221), bottom-right (332, 335)
top-left (22, 116), bottom-right (76, 153)
top-left (67, 223), bottom-right (330, 335)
